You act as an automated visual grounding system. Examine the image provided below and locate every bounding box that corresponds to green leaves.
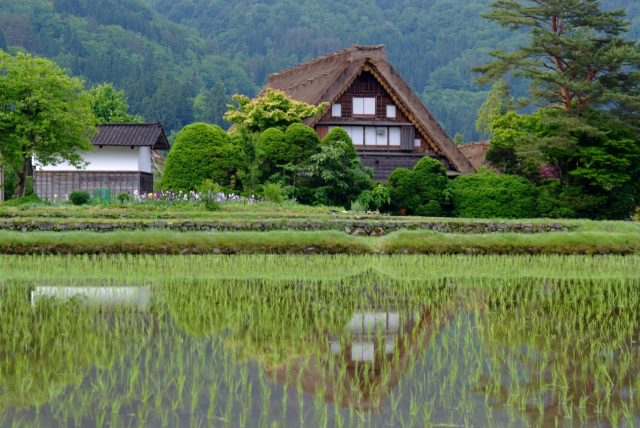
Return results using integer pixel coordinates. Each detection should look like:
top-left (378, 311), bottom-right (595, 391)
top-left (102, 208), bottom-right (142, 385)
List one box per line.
top-left (473, 0), bottom-right (640, 113)
top-left (0, 51), bottom-right (98, 198)
top-left (224, 89), bottom-right (327, 134)
top-left (87, 83), bottom-right (142, 123)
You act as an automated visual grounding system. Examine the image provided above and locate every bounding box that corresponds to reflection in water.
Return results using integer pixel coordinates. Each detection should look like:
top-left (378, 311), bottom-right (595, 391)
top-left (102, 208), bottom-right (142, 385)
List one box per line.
top-left (2, 277), bottom-right (640, 427)
top-left (267, 301), bottom-right (455, 413)
top-left (31, 285), bottom-right (151, 311)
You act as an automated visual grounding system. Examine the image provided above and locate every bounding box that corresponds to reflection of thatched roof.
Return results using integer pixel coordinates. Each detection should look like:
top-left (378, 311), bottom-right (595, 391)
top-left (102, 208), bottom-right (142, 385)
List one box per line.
top-left (260, 45), bottom-right (475, 174)
top-left (458, 141), bottom-right (491, 168)
top-left (266, 302), bottom-right (455, 412)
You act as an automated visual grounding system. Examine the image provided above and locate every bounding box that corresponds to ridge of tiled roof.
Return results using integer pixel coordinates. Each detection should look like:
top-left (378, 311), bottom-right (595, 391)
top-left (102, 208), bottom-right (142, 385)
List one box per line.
top-left (91, 122), bottom-right (170, 150)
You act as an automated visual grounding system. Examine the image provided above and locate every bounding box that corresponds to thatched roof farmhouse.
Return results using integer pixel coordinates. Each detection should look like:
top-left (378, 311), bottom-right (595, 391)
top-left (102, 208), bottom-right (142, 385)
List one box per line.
top-left (261, 45), bottom-right (475, 179)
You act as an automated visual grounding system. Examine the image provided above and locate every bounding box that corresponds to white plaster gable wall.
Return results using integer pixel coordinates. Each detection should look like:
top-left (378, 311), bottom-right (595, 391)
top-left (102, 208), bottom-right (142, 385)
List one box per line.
top-left (36, 147), bottom-right (143, 172)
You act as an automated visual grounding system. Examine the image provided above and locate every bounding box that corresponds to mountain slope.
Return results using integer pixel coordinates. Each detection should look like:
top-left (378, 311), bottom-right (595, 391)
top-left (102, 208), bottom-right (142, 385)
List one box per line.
top-left (1, 0), bottom-right (638, 141)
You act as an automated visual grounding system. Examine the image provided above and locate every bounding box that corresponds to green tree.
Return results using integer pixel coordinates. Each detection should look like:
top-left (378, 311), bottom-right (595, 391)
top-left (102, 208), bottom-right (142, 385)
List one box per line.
top-left (234, 128), bottom-right (261, 194)
top-left (475, 79), bottom-right (514, 134)
top-left (159, 123), bottom-right (242, 191)
top-left (87, 83), bottom-right (143, 123)
top-left (255, 127), bottom-right (292, 179)
top-left (306, 130), bottom-right (372, 207)
top-left (224, 88), bottom-right (327, 133)
top-left (201, 82), bottom-right (229, 128)
top-left (449, 170), bottom-right (539, 218)
top-left (387, 157), bottom-right (449, 216)
top-left (321, 127), bottom-right (357, 160)
top-left (471, 0), bottom-right (640, 113)
top-left (473, 0), bottom-right (640, 219)
top-left (0, 51), bottom-right (98, 198)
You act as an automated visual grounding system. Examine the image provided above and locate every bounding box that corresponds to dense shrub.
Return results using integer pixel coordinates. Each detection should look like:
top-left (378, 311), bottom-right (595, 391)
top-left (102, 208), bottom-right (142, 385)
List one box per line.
top-left (536, 180), bottom-right (577, 218)
top-left (449, 171), bottom-right (539, 218)
top-left (388, 168), bottom-right (420, 214)
top-left (412, 157), bottom-right (448, 203)
top-left (415, 199), bottom-right (444, 217)
top-left (322, 127), bottom-right (357, 160)
top-left (306, 135), bottom-right (372, 207)
top-left (1, 193), bottom-right (42, 206)
top-left (387, 157), bottom-right (448, 215)
top-left (262, 182), bottom-right (284, 203)
top-left (256, 128), bottom-right (293, 178)
top-left (69, 190), bottom-right (91, 205)
top-left (160, 123), bottom-right (242, 191)
top-left (1, 168), bottom-right (18, 200)
top-left (284, 123), bottom-right (320, 165)
top-left (117, 192), bottom-right (132, 204)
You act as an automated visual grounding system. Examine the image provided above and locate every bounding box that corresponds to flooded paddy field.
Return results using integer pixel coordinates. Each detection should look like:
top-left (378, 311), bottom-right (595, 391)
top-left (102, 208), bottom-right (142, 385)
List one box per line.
top-left (1, 255), bottom-right (639, 427)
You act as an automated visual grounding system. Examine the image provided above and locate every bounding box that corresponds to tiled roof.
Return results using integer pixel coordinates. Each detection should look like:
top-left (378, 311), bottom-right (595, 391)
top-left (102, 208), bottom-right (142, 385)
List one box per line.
top-left (91, 122), bottom-right (170, 150)
top-left (261, 45), bottom-right (475, 174)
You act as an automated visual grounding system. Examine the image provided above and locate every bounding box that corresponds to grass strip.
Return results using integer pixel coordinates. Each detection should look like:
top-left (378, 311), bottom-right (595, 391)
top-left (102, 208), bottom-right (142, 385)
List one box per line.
top-left (0, 229), bottom-right (639, 255)
top-left (0, 230), bottom-right (369, 255)
top-left (377, 230), bottom-right (640, 255)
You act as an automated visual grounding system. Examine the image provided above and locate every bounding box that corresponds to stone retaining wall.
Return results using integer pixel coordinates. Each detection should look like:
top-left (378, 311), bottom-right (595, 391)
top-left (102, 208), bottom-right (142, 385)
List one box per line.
top-left (0, 219), bottom-right (577, 235)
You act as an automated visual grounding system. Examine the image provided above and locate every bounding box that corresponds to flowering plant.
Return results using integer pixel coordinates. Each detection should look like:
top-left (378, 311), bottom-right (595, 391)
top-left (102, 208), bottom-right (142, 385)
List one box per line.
top-left (131, 189), bottom-right (259, 206)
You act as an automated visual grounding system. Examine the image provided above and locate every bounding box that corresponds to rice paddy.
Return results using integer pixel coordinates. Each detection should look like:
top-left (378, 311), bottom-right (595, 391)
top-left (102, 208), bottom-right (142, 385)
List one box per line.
top-left (1, 255), bottom-right (639, 427)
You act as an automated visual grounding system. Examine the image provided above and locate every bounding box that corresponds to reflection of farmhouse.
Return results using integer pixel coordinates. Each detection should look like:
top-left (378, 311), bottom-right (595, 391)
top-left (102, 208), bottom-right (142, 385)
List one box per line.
top-left (260, 45), bottom-right (475, 180)
top-left (267, 304), bottom-right (452, 412)
top-left (34, 122), bottom-right (169, 201)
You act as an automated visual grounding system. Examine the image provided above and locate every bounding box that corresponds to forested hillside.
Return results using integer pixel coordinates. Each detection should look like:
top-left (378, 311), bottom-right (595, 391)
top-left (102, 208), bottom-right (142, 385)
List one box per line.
top-left (0, 0), bottom-right (257, 137)
top-left (1, 0), bottom-right (638, 140)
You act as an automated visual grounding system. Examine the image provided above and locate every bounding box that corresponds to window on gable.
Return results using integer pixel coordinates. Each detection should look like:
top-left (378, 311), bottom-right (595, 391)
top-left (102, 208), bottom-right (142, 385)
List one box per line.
top-left (353, 97), bottom-right (375, 115)
top-left (332, 103), bottom-right (342, 117)
top-left (386, 105), bottom-right (396, 118)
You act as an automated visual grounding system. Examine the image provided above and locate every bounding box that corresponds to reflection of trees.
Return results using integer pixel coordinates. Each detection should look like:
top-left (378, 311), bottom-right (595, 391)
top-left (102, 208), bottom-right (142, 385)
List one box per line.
top-left (267, 302), bottom-right (453, 412)
top-left (0, 281), bottom-right (161, 412)
top-left (477, 278), bottom-right (640, 423)
top-left (167, 278), bottom-right (359, 368)
top-left (167, 273), bottom-right (464, 413)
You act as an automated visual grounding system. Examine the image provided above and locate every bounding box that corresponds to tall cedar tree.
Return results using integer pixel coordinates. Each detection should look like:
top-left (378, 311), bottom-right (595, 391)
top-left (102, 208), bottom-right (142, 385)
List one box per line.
top-left (471, 0), bottom-right (640, 115)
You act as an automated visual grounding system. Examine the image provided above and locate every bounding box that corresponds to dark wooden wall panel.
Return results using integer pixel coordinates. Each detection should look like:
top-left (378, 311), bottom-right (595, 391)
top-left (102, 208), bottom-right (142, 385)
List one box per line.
top-left (34, 171), bottom-right (154, 202)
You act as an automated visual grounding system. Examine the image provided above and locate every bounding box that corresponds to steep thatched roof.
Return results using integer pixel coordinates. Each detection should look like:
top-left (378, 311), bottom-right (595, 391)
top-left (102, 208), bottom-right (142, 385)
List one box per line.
top-left (261, 45), bottom-right (475, 174)
top-left (92, 122), bottom-right (170, 150)
top-left (458, 141), bottom-right (491, 168)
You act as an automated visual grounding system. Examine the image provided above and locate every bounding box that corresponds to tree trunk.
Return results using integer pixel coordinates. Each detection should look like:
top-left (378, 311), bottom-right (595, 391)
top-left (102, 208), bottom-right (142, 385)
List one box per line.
top-left (13, 157), bottom-right (32, 198)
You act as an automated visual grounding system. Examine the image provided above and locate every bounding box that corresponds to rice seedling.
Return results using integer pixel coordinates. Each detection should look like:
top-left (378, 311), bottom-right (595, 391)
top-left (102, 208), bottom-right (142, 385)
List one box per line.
top-left (1, 255), bottom-right (640, 426)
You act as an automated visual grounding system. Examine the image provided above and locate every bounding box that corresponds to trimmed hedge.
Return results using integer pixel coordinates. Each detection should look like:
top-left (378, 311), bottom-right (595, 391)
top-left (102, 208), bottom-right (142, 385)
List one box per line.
top-left (160, 123), bottom-right (242, 191)
top-left (322, 127), bottom-right (357, 160)
top-left (284, 123), bottom-right (320, 164)
top-left (388, 157), bottom-right (448, 215)
top-left (256, 127), bottom-right (292, 178)
top-left (450, 171), bottom-right (539, 218)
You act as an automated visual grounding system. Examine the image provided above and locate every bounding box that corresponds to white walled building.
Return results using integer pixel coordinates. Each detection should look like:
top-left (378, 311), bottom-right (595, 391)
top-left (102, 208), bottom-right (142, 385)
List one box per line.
top-left (34, 122), bottom-right (169, 201)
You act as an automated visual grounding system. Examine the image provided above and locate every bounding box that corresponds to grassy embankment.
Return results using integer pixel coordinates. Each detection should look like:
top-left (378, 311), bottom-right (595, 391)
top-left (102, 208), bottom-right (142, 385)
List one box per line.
top-left (1, 203), bottom-right (639, 254)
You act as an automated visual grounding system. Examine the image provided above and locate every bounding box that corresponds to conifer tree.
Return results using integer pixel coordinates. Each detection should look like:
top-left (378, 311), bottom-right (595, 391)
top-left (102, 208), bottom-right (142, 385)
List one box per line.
top-left (472, 0), bottom-right (640, 115)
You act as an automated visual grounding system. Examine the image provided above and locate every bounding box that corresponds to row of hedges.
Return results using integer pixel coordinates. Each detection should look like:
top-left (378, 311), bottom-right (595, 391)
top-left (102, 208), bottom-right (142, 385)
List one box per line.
top-left (386, 157), bottom-right (544, 219)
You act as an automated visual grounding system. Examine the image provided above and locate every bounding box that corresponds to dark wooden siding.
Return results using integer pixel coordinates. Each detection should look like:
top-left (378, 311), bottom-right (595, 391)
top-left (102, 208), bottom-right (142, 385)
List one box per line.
top-left (358, 152), bottom-right (449, 181)
top-left (34, 171), bottom-right (154, 202)
top-left (401, 126), bottom-right (414, 151)
top-left (316, 71), bottom-right (431, 153)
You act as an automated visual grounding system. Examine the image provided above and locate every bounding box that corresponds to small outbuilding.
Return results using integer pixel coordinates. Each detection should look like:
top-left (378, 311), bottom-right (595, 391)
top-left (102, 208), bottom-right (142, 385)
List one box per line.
top-left (260, 44), bottom-right (475, 180)
top-left (34, 122), bottom-right (169, 202)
